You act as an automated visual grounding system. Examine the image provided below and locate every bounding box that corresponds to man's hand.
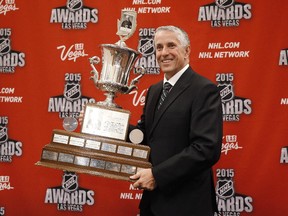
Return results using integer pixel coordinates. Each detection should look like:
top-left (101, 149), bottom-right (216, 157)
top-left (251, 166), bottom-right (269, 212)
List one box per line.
top-left (130, 168), bottom-right (156, 191)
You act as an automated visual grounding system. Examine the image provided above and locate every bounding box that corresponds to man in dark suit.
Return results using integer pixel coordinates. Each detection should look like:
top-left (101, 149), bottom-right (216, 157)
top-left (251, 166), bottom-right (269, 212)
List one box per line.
top-left (130, 26), bottom-right (223, 216)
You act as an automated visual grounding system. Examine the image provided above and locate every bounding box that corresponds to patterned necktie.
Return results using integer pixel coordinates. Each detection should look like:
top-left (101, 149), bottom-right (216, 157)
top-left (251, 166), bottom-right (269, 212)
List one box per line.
top-left (157, 82), bottom-right (172, 110)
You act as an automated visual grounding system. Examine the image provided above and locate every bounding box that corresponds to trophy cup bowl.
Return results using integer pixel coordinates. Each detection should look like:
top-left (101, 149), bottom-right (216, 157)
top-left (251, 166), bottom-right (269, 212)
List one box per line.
top-left (90, 44), bottom-right (145, 108)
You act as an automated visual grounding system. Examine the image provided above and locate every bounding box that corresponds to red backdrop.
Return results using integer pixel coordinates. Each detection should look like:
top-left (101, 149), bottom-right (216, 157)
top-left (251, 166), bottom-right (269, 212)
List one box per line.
top-left (1, 0), bottom-right (288, 215)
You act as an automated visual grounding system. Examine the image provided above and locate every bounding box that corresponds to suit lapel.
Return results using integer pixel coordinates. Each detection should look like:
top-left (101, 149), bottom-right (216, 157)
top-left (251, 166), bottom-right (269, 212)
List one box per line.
top-left (149, 68), bottom-right (194, 138)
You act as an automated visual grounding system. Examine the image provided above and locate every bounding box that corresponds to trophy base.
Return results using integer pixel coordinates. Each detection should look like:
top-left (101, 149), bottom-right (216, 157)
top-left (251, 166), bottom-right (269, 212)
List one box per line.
top-left (36, 129), bottom-right (152, 181)
top-left (35, 161), bottom-right (137, 181)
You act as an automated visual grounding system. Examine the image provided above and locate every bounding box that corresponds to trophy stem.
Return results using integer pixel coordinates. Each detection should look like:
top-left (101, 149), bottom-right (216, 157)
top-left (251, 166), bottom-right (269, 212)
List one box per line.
top-left (97, 92), bottom-right (121, 108)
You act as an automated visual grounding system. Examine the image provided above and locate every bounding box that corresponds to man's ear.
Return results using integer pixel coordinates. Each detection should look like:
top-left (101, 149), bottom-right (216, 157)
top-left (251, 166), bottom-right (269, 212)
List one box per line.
top-left (185, 45), bottom-right (191, 59)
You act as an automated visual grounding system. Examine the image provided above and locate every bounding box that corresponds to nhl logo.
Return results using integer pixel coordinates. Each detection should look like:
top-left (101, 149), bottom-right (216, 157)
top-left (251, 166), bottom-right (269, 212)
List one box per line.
top-left (64, 83), bottom-right (81, 101)
top-left (216, 179), bottom-right (234, 199)
top-left (62, 172), bottom-right (78, 193)
top-left (0, 38), bottom-right (11, 55)
top-left (218, 83), bottom-right (234, 103)
top-left (66, 0), bottom-right (83, 12)
top-left (138, 38), bottom-right (155, 56)
top-left (215, 0), bottom-right (234, 9)
top-left (0, 126), bottom-right (8, 144)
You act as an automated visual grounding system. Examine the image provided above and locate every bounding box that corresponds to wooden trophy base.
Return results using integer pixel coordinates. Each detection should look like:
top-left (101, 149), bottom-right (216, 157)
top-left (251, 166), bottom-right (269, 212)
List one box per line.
top-left (36, 129), bottom-right (151, 181)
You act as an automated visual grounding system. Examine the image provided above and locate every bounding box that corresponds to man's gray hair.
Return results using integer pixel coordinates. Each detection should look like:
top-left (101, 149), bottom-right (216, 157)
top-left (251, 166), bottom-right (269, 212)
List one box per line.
top-left (155, 26), bottom-right (190, 47)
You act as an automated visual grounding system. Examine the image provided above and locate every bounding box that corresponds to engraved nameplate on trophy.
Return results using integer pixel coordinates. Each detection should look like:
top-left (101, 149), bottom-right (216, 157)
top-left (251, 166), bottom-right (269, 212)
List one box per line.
top-left (81, 104), bottom-right (130, 141)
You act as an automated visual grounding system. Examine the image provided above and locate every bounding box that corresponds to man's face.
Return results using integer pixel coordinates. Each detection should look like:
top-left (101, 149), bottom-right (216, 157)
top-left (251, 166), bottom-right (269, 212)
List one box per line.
top-left (154, 30), bottom-right (190, 79)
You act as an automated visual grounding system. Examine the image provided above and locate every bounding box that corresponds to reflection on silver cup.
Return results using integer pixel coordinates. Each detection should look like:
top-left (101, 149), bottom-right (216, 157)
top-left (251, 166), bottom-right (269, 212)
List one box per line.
top-left (90, 44), bottom-right (145, 108)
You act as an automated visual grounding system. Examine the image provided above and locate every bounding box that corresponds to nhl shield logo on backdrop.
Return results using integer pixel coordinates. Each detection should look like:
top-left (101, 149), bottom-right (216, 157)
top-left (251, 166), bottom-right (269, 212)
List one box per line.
top-left (218, 83), bottom-right (234, 102)
top-left (62, 172), bottom-right (78, 192)
top-left (216, 179), bottom-right (234, 199)
top-left (138, 38), bottom-right (155, 56)
top-left (0, 38), bottom-right (11, 55)
top-left (66, 0), bottom-right (83, 12)
top-left (0, 126), bottom-right (8, 144)
top-left (64, 83), bottom-right (81, 101)
top-left (215, 0), bottom-right (234, 9)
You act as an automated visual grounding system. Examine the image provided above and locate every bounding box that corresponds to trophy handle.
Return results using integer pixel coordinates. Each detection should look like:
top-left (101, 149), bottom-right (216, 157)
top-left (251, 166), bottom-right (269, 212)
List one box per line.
top-left (125, 66), bottom-right (146, 94)
top-left (89, 56), bottom-right (101, 84)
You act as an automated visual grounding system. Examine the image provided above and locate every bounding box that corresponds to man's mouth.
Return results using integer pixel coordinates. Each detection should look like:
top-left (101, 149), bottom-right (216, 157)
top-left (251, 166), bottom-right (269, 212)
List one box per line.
top-left (161, 59), bottom-right (173, 63)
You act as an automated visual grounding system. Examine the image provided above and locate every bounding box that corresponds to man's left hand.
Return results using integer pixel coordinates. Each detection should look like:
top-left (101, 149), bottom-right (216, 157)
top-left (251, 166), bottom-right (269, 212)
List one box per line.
top-left (130, 168), bottom-right (156, 191)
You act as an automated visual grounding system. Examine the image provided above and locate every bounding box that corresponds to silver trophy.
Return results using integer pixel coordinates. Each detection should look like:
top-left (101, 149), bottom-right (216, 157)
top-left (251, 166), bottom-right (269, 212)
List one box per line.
top-left (36, 10), bottom-right (151, 181)
top-left (89, 10), bottom-right (145, 108)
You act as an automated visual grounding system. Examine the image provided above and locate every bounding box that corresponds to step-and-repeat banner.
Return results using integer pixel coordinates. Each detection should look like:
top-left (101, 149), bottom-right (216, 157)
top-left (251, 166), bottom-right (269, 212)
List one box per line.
top-left (1, 0), bottom-right (288, 215)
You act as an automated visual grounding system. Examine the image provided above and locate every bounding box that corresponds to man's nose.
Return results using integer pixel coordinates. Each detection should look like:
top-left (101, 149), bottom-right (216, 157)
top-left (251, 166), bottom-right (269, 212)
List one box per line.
top-left (161, 46), bottom-right (169, 55)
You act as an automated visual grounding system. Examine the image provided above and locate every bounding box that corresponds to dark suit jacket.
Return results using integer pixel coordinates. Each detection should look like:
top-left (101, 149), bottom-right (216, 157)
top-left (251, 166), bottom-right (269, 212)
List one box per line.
top-left (137, 67), bottom-right (223, 216)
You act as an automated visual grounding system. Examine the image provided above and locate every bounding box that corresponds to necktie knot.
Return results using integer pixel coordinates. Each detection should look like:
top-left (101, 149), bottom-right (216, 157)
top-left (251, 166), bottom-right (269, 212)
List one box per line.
top-left (163, 82), bottom-right (172, 92)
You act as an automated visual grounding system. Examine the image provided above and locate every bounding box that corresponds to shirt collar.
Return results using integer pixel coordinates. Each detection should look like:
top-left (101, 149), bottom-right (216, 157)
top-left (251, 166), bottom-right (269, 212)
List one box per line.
top-left (163, 64), bottom-right (189, 86)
